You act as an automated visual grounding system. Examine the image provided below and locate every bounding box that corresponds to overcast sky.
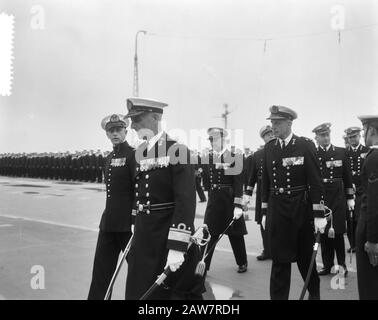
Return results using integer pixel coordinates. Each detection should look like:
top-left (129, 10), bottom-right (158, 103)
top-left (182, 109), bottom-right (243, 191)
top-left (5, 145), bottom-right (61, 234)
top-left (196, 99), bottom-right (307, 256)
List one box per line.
top-left (0, 0), bottom-right (377, 153)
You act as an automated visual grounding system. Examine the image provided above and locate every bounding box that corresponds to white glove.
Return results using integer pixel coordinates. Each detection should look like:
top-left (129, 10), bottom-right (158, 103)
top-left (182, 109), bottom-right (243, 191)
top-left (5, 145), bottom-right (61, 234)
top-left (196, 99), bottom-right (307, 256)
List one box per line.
top-left (314, 217), bottom-right (327, 234)
top-left (242, 194), bottom-right (252, 206)
top-left (233, 207), bottom-right (243, 220)
top-left (165, 249), bottom-right (185, 272)
top-left (261, 215), bottom-right (266, 230)
top-left (347, 199), bottom-right (355, 211)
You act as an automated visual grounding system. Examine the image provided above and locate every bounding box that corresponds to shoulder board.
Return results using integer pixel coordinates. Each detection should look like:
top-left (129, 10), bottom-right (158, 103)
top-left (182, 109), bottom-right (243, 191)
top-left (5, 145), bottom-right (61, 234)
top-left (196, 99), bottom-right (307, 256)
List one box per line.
top-left (300, 136), bottom-right (312, 142)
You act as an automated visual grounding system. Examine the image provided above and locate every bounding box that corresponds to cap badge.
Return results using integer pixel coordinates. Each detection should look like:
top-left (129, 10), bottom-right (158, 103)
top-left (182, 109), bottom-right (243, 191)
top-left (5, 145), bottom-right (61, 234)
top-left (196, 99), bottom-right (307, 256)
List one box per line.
top-left (271, 105), bottom-right (279, 113)
top-left (110, 114), bottom-right (120, 122)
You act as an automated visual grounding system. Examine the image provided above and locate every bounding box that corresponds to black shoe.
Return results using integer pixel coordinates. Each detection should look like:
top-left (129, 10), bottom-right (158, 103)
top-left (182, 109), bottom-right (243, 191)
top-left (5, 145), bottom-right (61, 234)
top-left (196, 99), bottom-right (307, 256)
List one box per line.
top-left (237, 263), bottom-right (248, 273)
top-left (308, 293), bottom-right (320, 300)
top-left (318, 268), bottom-right (331, 276)
top-left (339, 265), bottom-right (348, 277)
top-left (256, 252), bottom-right (271, 261)
top-left (347, 247), bottom-right (356, 253)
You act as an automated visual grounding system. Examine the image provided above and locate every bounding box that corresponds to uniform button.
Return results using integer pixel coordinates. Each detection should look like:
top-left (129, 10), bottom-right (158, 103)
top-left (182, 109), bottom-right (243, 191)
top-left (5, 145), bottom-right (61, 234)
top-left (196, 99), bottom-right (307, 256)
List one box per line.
top-left (136, 167), bottom-right (139, 171)
top-left (107, 195), bottom-right (110, 198)
top-left (274, 180), bottom-right (277, 183)
top-left (135, 184), bottom-right (138, 188)
top-left (146, 210), bottom-right (150, 214)
top-left (287, 179), bottom-right (290, 182)
top-left (136, 200), bottom-right (140, 205)
top-left (107, 189), bottom-right (110, 192)
top-left (287, 185), bottom-right (291, 188)
top-left (273, 173), bottom-right (276, 176)
top-left (146, 193), bottom-right (150, 197)
top-left (138, 204), bottom-right (143, 211)
top-left (279, 188), bottom-right (284, 194)
top-left (286, 172), bottom-right (290, 176)
top-left (147, 201), bottom-right (150, 205)
top-left (273, 167), bottom-right (276, 170)
top-left (145, 174), bottom-right (149, 179)
top-left (287, 191), bottom-right (291, 195)
top-left (136, 176), bottom-right (140, 180)
top-left (136, 192), bottom-right (139, 196)
top-left (107, 184), bottom-right (110, 187)
top-left (145, 184), bottom-right (149, 188)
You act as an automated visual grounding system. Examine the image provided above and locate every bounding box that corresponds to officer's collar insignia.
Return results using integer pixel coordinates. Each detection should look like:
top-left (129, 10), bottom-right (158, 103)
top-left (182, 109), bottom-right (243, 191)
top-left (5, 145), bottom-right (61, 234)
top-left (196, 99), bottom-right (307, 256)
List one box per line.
top-left (110, 114), bottom-right (120, 122)
top-left (292, 138), bottom-right (296, 145)
top-left (139, 156), bottom-right (170, 171)
top-left (111, 157), bottom-right (126, 167)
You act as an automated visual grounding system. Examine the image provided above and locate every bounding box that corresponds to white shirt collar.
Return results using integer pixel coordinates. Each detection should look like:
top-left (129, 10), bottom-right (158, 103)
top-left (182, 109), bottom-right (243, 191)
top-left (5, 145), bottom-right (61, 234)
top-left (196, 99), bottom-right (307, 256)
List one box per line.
top-left (318, 144), bottom-right (331, 152)
top-left (147, 131), bottom-right (164, 152)
top-left (279, 132), bottom-right (293, 147)
top-left (352, 144), bottom-right (361, 152)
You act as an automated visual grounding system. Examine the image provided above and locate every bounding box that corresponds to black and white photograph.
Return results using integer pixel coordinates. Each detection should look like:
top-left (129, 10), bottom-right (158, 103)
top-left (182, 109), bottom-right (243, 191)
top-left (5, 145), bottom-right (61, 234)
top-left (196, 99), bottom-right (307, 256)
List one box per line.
top-left (0, 0), bottom-right (378, 304)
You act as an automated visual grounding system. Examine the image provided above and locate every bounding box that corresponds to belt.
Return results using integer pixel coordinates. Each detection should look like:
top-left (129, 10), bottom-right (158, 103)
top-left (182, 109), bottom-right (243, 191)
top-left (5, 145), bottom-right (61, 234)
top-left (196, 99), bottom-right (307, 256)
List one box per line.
top-left (270, 185), bottom-right (307, 195)
top-left (136, 201), bottom-right (175, 214)
top-left (211, 183), bottom-right (233, 189)
top-left (322, 178), bottom-right (343, 183)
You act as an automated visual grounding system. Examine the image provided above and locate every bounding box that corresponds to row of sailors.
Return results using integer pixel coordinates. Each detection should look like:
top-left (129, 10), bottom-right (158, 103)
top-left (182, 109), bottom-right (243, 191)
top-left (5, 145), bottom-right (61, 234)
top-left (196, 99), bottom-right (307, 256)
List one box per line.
top-left (0, 150), bottom-right (107, 183)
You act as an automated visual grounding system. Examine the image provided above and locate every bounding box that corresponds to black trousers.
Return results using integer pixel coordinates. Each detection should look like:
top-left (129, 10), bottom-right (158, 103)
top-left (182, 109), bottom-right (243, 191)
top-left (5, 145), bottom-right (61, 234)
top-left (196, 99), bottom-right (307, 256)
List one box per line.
top-left (356, 218), bottom-right (378, 299)
top-left (270, 222), bottom-right (320, 300)
top-left (320, 233), bottom-right (346, 269)
top-left (346, 218), bottom-right (357, 249)
top-left (88, 230), bottom-right (132, 300)
top-left (97, 169), bottom-right (103, 183)
top-left (204, 234), bottom-right (247, 271)
top-left (195, 177), bottom-right (207, 202)
top-left (260, 224), bottom-right (271, 257)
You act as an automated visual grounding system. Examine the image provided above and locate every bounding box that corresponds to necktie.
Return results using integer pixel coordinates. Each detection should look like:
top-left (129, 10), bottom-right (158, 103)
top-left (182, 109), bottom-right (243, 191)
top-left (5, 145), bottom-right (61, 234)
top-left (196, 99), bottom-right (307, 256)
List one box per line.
top-left (281, 140), bottom-right (286, 150)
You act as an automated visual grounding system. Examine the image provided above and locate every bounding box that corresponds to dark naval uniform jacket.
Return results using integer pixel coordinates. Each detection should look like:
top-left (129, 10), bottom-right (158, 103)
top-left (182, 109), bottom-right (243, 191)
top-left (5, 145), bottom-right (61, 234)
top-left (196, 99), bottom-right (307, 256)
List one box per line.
top-left (202, 149), bottom-right (247, 236)
top-left (99, 141), bottom-right (135, 232)
top-left (126, 132), bottom-right (202, 300)
top-left (245, 147), bottom-right (264, 224)
top-left (356, 147), bottom-right (378, 299)
top-left (346, 144), bottom-right (370, 221)
top-left (261, 135), bottom-right (325, 263)
top-left (316, 145), bottom-right (354, 234)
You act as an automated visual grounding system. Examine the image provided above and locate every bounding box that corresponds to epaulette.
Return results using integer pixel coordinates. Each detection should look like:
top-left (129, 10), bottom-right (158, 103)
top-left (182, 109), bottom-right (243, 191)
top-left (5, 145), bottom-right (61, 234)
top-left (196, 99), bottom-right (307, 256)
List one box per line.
top-left (300, 136), bottom-right (312, 142)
